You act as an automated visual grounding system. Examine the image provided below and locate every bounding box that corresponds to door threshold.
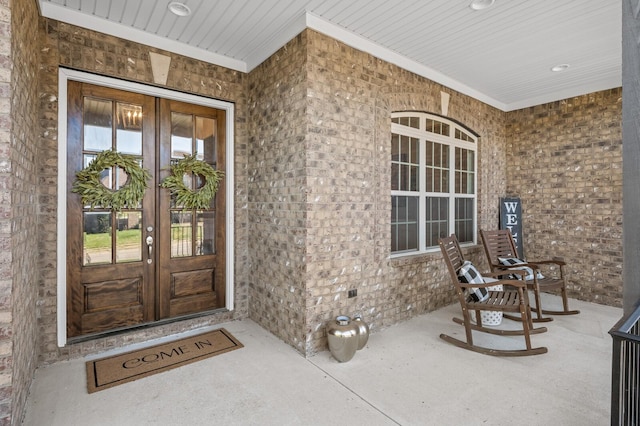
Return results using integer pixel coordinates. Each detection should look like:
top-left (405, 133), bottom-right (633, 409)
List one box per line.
top-left (66, 308), bottom-right (230, 346)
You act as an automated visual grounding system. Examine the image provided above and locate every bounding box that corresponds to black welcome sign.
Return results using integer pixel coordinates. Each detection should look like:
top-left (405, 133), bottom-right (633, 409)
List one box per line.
top-left (499, 197), bottom-right (524, 259)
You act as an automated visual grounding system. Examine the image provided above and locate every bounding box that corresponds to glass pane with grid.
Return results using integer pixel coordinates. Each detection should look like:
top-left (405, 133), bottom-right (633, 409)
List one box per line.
top-left (455, 128), bottom-right (474, 142)
top-left (426, 197), bottom-right (449, 248)
top-left (391, 133), bottom-right (419, 191)
top-left (391, 116), bottom-right (420, 129)
top-left (455, 147), bottom-right (475, 194)
top-left (426, 118), bottom-right (450, 136)
top-left (391, 196), bottom-right (418, 252)
top-left (426, 140), bottom-right (449, 193)
top-left (455, 198), bottom-right (474, 243)
top-left (81, 97), bottom-right (146, 264)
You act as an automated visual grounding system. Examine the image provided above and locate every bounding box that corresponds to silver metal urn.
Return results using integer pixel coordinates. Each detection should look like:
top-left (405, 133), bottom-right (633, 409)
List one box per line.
top-left (353, 314), bottom-right (369, 350)
top-left (327, 315), bottom-right (359, 362)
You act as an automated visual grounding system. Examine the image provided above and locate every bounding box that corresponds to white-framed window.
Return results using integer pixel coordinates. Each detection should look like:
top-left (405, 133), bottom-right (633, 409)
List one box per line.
top-left (391, 112), bottom-right (477, 255)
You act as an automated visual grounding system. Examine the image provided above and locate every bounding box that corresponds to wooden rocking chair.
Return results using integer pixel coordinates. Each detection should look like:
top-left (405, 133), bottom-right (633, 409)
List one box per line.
top-left (439, 235), bottom-right (547, 356)
top-left (480, 229), bottom-right (580, 323)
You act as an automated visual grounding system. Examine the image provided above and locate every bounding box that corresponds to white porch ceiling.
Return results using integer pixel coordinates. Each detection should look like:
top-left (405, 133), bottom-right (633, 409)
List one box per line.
top-left (37, 0), bottom-right (621, 111)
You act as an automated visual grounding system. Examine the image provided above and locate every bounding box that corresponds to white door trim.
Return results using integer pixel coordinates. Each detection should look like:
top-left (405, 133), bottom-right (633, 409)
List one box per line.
top-left (56, 68), bottom-right (235, 347)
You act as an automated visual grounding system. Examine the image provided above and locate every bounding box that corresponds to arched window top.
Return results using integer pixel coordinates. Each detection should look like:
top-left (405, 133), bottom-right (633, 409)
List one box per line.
top-left (391, 112), bottom-right (478, 143)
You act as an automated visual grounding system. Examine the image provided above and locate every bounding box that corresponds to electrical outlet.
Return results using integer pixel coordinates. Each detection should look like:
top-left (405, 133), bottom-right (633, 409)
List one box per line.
top-left (348, 289), bottom-right (357, 298)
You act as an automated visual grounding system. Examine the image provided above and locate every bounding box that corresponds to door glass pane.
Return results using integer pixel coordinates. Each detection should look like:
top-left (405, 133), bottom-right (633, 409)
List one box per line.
top-left (83, 212), bottom-right (112, 265)
top-left (112, 160), bottom-right (143, 208)
top-left (196, 116), bottom-right (216, 162)
top-left (84, 153), bottom-right (96, 168)
top-left (83, 98), bottom-right (112, 151)
top-left (116, 211), bottom-right (142, 263)
top-left (114, 166), bottom-right (128, 191)
top-left (82, 153), bottom-right (111, 209)
top-left (83, 153), bottom-right (113, 189)
top-left (169, 160), bottom-right (194, 209)
top-left (116, 103), bottom-right (142, 155)
top-left (171, 112), bottom-right (193, 158)
top-left (196, 211), bottom-right (215, 255)
top-left (171, 211), bottom-right (193, 257)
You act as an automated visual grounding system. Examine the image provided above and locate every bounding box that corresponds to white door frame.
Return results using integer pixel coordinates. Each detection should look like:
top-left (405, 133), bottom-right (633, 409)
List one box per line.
top-left (56, 68), bottom-right (235, 347)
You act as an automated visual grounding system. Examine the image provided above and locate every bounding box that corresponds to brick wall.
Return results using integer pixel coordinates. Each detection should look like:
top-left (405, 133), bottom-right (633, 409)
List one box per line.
top-left (506, 90), bottom-right (623, 307)
top-left (245, 30), bottom-right (508, 355)
top-left (37, 19), bottom-right (250, 363)
top-left (0, 0), bottom-right (12, 420)
top-left (246, 33), bottom-right (309, 352)
top-left (1, 0), bottom-right (41, 424)
top-left (302, 30), bottom-right (507, 354)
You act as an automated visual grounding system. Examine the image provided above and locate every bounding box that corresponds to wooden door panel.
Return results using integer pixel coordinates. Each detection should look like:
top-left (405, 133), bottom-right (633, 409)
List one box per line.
top-left (168, 263), bottom-right (219, 317)
top-left (158, 98), bottom-right (226, 320)
top-left (171, 268), bottom-right (215, 298)
top-left (66, 82), bottom-right (156, 338)
top-left (169, 293), bottom-right (218, 318)
top-left (83, 277), bottom-right (143, 312)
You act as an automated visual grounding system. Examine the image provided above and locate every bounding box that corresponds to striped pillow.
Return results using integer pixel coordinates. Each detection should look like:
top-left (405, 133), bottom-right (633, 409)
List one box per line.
top-left (498, 257), bottom-right (544, 280)
top-left (458, 261), bottom-right (489, 302)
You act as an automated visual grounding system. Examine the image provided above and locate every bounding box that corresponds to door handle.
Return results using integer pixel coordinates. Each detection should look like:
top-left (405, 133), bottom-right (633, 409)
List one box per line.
top-left (146, 235), bottom-right (153, 264)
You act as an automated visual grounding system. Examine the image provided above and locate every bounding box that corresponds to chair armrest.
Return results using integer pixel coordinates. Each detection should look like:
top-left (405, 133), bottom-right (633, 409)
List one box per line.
top-left (527, 259), bottom-right (566, 267)
top-left (487, 267), bottom-right (527, 278)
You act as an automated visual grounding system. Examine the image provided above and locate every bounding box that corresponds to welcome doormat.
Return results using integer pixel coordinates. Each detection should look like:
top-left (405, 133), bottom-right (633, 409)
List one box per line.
top-left (86, 328), bottom-right (243, 393)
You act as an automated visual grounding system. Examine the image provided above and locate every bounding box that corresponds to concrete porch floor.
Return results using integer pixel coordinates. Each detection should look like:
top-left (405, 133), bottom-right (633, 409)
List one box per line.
top-left (22, 294), bottom-right (621, 426)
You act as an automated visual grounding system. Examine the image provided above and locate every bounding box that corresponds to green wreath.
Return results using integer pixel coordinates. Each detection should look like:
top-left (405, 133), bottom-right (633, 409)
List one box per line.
top-left (72, 150), bottom-right (151, 211)
top-left (160, 153), bottom-right (224, 210)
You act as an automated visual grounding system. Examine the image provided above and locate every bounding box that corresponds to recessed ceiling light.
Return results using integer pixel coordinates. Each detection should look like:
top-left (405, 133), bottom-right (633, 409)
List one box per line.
top-left (469, 0), bottom-right (495, 10)
top-left (551, 64), bottom-right (570, 72)
top-left (168, 2), bottom-right (191, 17)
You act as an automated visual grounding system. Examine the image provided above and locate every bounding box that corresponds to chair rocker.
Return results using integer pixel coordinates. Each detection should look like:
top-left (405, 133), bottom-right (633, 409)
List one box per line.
top-left (439, 235), bottom-right (547, 357)
top-left (480, 229), bottom-right (580, 323)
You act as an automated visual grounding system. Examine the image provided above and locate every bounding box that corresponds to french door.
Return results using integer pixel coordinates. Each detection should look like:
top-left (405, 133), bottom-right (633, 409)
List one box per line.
top-left (66, 82), bottom-right (226, 338)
